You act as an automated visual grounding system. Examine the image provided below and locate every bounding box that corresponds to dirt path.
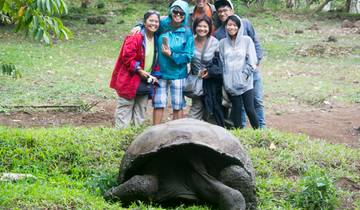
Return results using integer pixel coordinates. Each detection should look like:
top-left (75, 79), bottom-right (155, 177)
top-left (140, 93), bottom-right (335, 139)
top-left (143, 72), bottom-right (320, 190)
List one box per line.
top-left (267, 103), bottom-right (360, 147)
top-left (0, 100), bottom-right (359, 147)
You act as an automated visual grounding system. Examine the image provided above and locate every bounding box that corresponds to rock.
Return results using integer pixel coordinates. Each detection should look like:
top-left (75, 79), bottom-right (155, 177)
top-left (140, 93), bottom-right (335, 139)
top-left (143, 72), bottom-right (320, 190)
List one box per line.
top-left (0, 173), bottom-right (37, 182)
top-left (327, 35), bottom-right (337, 42)
top-left (247, 12), bottom-right (257, 17)
top-left (295, 29), bottom-right (304, 34)
top-left (341, 19), bottom-right (354, 28)
top-left (87, 16), bottom-right (107, 25)
top-left (307, 23), bottom-right (319, 30)
top-left (117, 20), bottom-right (125, 24)
top-left (354, 20), bottom-right (360, 28)
top-left (269, 142), bottom-right (277, 150)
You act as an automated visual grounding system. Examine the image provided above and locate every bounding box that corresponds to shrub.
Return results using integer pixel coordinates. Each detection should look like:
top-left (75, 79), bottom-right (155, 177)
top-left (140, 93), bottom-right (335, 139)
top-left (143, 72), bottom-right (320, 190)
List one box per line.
top-left (290, 167), bottom-right (339, 210)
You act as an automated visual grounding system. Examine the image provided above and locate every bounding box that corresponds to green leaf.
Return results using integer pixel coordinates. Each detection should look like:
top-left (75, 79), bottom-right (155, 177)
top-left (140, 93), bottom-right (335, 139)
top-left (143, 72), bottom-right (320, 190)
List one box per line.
top-left (14, 18), bottom-right (24, 32)
top-left (51, 0), bottom-right (60, 14)
top-left (60, 0), bottom-right (67, 14)
top-left (14, 69), bottom-right (22, 79)
top-left (1, 64), bottom-right (6, 74)
top-left (41, 0), bottom-right (46, 13)
top-left (37, 0), bottom-right (42, 11)
top-left (35, 28), bottom-right (43, 41)
top-left (0, 0), bottom-right (5, 10)
top-left (42, 31), bottom-right (50, 44)
top-left (53, 19), bottom-right (59, 36)
top-left (60, 28), bottom-right (68, 40)
top-left (31, 15), bottom-right (38, 33)
top-left (24, 6), bottom-right (31, 21)
top-left (1, 1), bottom-right (9, 13)
top-left (316, 182), bottom-right (326, 188)
top-left (45, 0), bottom-right (51, 14)
top-left (55, 0), bottom-right (60, 8)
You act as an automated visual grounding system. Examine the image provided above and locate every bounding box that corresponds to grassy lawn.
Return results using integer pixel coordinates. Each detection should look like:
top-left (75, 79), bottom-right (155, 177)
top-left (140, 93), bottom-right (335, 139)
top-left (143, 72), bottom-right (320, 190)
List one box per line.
top-left (1, 1), bottom-right (359, 109)
top-left (0, 1), bottom-right (167, 108)
top-left (0, 126), bottom-right (359, 209)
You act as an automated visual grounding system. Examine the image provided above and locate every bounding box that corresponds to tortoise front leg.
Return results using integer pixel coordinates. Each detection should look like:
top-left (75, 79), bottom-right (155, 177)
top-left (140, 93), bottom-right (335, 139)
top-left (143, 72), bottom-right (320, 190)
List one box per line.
top-left (219, 165), bottom-right (257, 209)
top-left (104, 175), bottom-right (158, 204)
top-left (189, 158), bottom-right (246, 210)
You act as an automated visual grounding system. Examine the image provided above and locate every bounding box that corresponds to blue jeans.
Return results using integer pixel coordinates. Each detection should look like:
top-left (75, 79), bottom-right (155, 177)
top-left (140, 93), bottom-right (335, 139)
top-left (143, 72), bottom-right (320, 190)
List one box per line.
top-left (240, 71), bottom-right (265, 128)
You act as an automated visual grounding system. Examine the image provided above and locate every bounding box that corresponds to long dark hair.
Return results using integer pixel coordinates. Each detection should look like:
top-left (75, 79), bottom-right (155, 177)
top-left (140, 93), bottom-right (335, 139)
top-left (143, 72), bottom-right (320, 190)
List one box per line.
top-left (143, 10), bottom-right (160, 22)
top-left (192, 15), bottom-right (213, 37)
top-left (225, 15), bottom-right (241, 28)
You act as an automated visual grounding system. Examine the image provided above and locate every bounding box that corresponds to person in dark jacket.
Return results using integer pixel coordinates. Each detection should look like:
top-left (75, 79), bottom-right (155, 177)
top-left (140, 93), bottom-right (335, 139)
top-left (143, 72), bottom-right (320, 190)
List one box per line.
top-left (110, 11), bottom-right (160, 129)
top-left (188, 16), bottom-right (224, 127)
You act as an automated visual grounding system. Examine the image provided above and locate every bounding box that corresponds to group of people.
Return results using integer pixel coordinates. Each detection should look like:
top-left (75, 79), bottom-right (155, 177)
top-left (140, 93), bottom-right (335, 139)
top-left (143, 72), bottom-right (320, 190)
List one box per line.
top-left (110, 0), bottom-right (266, 130)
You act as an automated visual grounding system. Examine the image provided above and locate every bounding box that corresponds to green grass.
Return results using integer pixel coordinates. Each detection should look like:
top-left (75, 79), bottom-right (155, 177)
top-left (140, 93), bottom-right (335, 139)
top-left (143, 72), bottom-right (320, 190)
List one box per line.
top-left (0, 126), bottom-right (359, 209)
top-left (1, 1), bottom-right (360, 109)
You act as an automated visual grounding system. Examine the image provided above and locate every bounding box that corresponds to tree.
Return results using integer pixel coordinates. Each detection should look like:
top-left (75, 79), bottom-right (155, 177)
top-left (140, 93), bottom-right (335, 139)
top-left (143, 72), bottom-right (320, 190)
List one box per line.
top-left (0, 0), bottom-right (72, 45)
top-left (349, 0), bottom-right (360, 13)
top-left (313, 0), bottom-right (333, 13)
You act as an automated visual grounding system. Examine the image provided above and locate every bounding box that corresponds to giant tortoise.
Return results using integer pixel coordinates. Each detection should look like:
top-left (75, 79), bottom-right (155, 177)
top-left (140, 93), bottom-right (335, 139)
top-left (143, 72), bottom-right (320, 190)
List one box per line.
top-left (104, 118), bottom-right (256, 210)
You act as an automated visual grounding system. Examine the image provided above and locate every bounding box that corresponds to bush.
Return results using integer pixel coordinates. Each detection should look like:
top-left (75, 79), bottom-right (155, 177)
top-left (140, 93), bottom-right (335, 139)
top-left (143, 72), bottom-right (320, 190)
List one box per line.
top-left (1, 63), bottom-right (22, 79)
top-left (290, 167), bottom-right (339, 210)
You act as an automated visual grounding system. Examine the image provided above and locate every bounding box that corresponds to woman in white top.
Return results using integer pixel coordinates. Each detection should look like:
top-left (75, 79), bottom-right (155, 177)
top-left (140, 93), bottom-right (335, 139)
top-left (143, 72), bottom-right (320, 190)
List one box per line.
top-left (188, 15), bottom-right (225, 127)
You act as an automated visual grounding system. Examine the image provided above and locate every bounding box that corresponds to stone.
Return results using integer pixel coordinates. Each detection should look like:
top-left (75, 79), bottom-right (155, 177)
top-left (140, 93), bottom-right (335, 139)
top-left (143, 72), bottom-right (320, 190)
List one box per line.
top-left (341, 19), bottom-right (355, 28)
top-left (0, 173), bottom-right (37, 182)
top-left (87, 16), bottom-right (107, 25)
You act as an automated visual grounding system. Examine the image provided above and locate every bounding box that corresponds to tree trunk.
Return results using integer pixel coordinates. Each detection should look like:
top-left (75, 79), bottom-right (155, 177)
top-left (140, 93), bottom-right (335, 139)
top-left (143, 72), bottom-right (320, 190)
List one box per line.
top-left (345, 0), bottom-right (351, 11)
top-left (255, 0), bottom-right (265, 8)
top-left (313, 0), bottom-right (333, 13)
top-left (306, 0), bottom-right (315, 9)
top-left (322, 1), bottom-right (332, 11)
top-left (286, 0), bottom-right (295, 8)
top-left (349, 0), bottom-right (360, 13)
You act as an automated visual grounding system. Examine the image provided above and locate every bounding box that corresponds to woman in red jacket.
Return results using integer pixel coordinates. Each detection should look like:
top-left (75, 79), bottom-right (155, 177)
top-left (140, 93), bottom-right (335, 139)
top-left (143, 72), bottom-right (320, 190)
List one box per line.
top-left (110, 10), bottom-right (160, 129)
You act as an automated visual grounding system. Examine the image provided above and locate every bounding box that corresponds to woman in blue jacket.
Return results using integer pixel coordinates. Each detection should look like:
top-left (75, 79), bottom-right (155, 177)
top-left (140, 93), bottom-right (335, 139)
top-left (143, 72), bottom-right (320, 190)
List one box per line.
top-left (153, 0), bottom-right (194, 125)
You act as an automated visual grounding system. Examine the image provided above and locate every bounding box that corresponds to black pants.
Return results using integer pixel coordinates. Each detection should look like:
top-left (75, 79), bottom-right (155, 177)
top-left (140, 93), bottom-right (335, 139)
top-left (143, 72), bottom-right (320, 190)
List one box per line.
top-left (203, 79), bottom-right (225, 127)
top-left (229, 89), bottom-right (259, 129)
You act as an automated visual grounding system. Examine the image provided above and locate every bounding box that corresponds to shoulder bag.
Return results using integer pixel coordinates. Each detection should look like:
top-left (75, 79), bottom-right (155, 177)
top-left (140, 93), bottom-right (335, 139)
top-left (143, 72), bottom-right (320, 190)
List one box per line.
top-left (184, 38), bottom-right (210, 98)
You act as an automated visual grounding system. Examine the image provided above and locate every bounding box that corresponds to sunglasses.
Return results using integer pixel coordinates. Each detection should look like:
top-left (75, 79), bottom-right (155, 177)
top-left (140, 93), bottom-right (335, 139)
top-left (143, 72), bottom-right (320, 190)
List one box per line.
top-left (172, 10), bottom-right (185, 17)
top-left (147, 10), bottom-right (160, 15)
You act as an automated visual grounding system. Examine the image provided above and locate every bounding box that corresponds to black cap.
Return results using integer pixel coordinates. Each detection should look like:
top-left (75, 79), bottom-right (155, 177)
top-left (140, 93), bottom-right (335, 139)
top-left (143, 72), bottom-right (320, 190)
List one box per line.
top-left (214, 0), bottom-right (234, 10)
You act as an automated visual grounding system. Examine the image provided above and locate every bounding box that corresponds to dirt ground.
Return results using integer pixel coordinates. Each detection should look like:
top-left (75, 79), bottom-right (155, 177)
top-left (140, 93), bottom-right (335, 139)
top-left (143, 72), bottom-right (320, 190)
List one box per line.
top-left (0, 100), bottom-right (359, 148)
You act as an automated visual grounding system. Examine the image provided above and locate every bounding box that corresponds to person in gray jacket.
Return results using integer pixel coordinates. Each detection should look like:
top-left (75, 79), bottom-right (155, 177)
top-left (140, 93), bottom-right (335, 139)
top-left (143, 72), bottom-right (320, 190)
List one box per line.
top-left (219, 15), bottom-right (259, 129)
top-left (214, 0), bottom-right (266, 128)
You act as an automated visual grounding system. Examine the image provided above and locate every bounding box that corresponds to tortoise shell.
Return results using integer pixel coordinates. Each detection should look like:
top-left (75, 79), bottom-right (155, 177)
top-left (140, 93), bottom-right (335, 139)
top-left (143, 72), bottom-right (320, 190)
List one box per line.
top-left (118, 118), bottom-right (255, 184)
